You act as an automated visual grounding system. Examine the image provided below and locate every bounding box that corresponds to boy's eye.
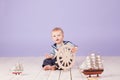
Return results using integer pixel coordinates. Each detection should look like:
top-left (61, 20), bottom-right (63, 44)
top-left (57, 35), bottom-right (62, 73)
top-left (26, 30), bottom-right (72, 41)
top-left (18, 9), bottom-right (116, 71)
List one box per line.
top-left (53, 35), bottom-right (56, 37)
top-left (57, 34), bottom-right (61, 36)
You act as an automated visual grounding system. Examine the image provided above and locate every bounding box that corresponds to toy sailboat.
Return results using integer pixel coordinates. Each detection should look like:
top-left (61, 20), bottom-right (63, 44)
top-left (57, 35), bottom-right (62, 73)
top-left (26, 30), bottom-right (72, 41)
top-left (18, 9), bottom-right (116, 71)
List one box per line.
top-left (11, 63), bottom-right (23, 75)
top-left (80, 53), bottom-right (104, 77)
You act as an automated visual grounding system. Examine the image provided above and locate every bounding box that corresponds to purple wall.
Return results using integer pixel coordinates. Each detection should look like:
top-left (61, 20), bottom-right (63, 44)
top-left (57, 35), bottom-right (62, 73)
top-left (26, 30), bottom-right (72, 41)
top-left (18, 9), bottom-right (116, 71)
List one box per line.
top-left (0, 0), bottom-right (120, 56)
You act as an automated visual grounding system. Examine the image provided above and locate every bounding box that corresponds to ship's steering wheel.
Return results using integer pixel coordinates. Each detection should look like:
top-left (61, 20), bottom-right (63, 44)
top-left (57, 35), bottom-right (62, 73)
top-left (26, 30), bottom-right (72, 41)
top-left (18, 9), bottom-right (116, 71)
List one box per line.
top-left (55, 45), bottom-right (75, 70)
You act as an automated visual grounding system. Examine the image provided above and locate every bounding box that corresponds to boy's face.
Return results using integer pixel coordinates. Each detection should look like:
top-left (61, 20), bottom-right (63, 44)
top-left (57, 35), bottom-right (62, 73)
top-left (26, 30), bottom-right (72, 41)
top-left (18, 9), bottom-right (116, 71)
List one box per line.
top-left (52, 30), bottom-right (64, 44)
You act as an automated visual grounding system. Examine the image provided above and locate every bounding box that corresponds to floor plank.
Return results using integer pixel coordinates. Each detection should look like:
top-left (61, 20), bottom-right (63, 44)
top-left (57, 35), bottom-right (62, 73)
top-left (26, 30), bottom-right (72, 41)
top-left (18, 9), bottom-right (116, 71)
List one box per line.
top-left (59, 70), bottom-right (71, 80)
top-left (0, 56), bottom-right (120, 80)
top-left (71, 68), bottom-right (87, 80)
top-left (71, 56), bottom-right (88, 80)
top-left (33, 69), bottom-right (51, 80)
top-left (48, 70), bottom-right (61, 80)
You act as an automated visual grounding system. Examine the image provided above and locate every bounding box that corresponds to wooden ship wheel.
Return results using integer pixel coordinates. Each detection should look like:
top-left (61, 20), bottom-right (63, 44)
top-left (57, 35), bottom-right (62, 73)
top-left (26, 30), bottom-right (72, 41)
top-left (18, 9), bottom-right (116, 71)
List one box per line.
top-left (55, 45), bottom-right (75, 70)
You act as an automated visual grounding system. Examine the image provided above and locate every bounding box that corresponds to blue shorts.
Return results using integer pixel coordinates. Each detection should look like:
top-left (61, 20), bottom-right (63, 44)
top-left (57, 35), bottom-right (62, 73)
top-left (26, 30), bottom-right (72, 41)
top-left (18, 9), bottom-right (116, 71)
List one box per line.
top-left (42, 58), bottom-right (57, 67)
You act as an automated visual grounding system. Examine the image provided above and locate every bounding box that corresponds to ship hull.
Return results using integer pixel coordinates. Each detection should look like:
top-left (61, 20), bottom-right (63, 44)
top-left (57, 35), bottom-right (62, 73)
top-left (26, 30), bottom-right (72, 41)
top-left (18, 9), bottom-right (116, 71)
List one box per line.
top-left (82, 69), bottom-right (104, 77)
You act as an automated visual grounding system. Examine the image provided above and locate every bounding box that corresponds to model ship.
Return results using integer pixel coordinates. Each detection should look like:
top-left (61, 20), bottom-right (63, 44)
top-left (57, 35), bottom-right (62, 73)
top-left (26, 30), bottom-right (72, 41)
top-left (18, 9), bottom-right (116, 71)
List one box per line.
top-left (79, 53), bottom-right (104, 77)
top-left (11, 63), bottom-right (23, 75)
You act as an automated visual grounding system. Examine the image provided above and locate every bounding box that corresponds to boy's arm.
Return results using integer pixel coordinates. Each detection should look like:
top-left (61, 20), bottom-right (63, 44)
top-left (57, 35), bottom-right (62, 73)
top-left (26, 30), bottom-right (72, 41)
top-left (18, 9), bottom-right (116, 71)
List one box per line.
top-left (71, 46), bottom-right (78, 53)
top-left (45, 47), bottom-right (56, 59)
top-left (66, 41), bottom-right (78, 53)
top-left (45, 54), bottom-right (54, 59)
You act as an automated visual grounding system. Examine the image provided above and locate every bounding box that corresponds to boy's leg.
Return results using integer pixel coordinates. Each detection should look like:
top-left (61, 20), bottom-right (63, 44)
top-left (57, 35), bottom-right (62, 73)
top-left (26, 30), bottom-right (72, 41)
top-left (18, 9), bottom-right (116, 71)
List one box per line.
top-left (43, 65), bottom-right (52, 70)
top-left (52, 57), bottom-right (63, 70)
top-left (42, 58), bottom-right (53, 67)
top-left (51, 65), bottom-right (57, 70)
top-left (42, 58), bottom-right (53, 70)
top-left (51, 58), bottom-right (58, 70)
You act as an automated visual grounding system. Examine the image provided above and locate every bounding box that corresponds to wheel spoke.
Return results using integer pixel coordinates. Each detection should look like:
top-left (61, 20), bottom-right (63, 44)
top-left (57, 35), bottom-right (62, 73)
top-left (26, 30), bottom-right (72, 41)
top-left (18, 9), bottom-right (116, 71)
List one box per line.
top-left (59, 58), bottom-right (63, 61)
top-left (66, 62), bottom-right (70, 66)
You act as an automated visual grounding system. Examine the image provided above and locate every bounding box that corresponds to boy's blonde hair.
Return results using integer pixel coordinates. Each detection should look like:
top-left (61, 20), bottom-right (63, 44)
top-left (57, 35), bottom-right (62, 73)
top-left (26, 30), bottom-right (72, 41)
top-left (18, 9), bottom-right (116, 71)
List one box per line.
top-left (52, 27), bottom-right (64, 34)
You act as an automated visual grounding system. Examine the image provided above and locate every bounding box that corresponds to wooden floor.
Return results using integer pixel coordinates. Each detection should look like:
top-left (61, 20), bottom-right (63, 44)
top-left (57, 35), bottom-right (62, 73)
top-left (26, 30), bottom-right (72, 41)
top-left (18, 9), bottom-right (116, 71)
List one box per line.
top-left (0, 56), bottom-right (120, 80)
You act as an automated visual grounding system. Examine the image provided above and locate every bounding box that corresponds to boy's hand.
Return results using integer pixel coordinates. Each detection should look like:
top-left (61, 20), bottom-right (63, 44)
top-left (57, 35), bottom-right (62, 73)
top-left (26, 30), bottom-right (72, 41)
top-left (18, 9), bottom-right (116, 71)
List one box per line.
top-left (71, 47), bottom-right (78, 53)
top-left (45, 54), bottom-right (53, 59)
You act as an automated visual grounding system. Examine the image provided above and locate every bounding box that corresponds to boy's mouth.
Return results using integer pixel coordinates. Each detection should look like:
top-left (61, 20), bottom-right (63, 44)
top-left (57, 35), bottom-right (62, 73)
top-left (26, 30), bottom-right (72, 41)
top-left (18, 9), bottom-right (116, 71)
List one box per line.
top-left (56, 39), bottom-right (59, 41)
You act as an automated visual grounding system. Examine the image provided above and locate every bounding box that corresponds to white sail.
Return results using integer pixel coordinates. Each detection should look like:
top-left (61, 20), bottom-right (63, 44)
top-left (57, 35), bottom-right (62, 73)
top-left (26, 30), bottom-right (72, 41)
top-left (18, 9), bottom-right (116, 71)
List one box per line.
top-left (79, 53), bottom-right (104, 70)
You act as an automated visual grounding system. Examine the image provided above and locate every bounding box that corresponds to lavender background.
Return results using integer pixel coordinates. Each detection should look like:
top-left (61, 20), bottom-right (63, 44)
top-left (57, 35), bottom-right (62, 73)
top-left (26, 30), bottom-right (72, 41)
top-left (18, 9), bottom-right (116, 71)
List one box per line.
top-left (0, 0), bottom-right (120, 57)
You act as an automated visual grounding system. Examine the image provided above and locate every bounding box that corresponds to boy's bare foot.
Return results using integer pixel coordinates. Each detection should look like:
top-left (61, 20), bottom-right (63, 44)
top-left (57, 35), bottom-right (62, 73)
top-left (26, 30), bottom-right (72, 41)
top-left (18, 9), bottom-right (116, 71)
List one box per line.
top-left (43, 65), bottom-right (52, 70)
top-left (43, 65), bottom-right (57, 70)
top-left (51, 65), bottom-right (57, 70)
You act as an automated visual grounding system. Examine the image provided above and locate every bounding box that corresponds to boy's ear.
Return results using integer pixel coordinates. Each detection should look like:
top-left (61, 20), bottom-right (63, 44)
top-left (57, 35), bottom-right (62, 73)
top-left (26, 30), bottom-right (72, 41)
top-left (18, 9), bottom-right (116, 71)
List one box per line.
top-left (62, 34), bottom-right (64, 37)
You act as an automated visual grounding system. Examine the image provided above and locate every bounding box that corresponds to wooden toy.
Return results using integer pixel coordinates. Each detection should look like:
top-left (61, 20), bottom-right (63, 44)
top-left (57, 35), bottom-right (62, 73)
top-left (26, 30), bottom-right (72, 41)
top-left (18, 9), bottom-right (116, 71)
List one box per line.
top-left (55, 45), bottom-right (75, 70)
top-left (80, 53), bottom-right (104, 77)
top-left (11, 63), bottom-right (23, 75)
